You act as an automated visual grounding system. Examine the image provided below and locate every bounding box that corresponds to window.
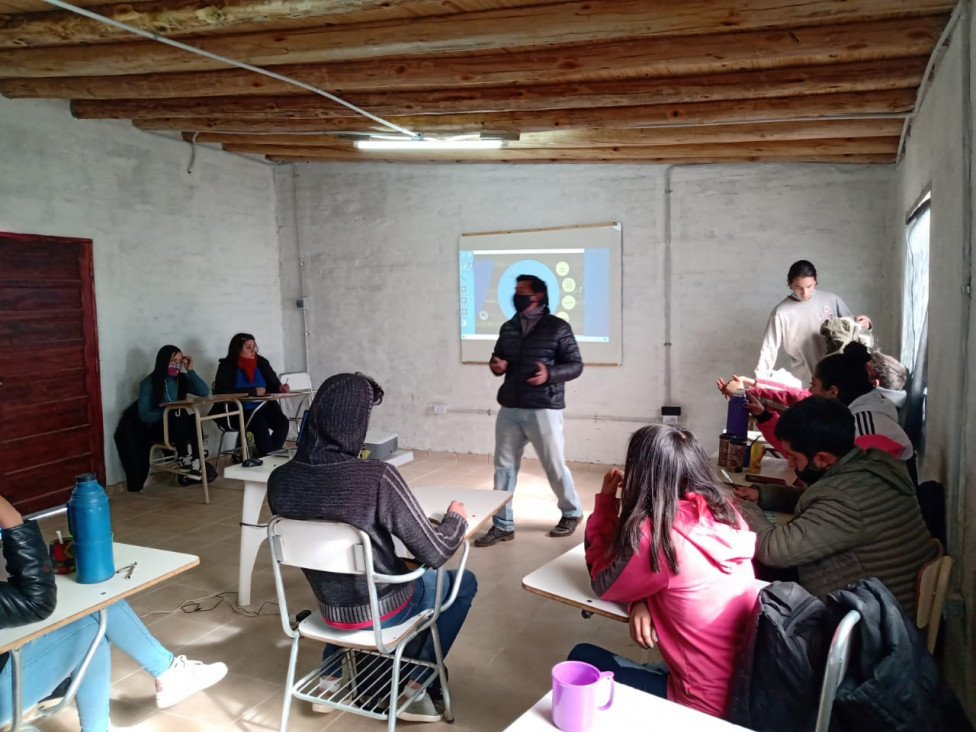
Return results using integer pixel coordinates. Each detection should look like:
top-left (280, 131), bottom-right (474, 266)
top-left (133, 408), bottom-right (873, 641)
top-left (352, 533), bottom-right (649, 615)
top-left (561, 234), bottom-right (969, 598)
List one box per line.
top-left (902, 197), bottom-right (930, 372)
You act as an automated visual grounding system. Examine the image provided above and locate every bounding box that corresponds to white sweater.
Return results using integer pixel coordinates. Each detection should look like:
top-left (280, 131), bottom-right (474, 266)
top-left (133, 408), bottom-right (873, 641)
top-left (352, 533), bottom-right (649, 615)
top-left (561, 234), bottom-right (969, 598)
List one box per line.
top-left (756, 289), bottom-right (852, 385)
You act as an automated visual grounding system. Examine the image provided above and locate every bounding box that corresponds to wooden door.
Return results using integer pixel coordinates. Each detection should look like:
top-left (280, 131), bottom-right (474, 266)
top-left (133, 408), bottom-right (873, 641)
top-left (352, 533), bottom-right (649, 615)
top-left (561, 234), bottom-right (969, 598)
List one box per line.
top-left (0, 232), bottom-right (105, 513)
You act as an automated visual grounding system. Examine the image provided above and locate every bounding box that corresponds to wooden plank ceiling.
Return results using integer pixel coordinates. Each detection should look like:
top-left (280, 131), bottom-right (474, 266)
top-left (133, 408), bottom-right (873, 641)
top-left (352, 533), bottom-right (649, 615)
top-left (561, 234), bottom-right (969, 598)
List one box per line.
top-left (0, 0), bottom-right (955, 164)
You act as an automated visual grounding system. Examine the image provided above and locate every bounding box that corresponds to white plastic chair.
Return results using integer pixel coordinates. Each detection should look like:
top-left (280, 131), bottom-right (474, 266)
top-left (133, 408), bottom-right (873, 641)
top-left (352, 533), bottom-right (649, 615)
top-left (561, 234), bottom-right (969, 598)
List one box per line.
top-left (268, 516), bottom-right (469, 732)
top-left (814, 609), bottom-right (861, 732)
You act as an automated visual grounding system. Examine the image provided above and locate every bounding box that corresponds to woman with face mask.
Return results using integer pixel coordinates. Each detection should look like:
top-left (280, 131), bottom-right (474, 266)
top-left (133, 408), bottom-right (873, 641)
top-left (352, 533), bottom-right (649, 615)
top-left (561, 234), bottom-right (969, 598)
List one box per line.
top-left (137, 345), bottom-right (210, 479)
top-left (212, 333), bottom-right (290, 457)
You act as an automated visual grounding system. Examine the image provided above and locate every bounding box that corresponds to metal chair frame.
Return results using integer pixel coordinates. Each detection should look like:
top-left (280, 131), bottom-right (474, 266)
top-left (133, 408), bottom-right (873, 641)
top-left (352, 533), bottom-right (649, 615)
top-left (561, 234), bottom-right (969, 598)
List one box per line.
top-left (267, 516), bottom-right (469, 732)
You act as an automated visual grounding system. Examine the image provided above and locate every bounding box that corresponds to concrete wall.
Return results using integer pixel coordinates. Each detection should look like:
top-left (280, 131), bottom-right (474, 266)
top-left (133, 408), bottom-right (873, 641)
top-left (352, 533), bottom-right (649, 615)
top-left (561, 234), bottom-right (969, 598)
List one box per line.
top-left (284, 161), bottom-right (892, 464)
top-left (0, 98), bottom-right (283, 485)
top-left (894, 4), bottom-right (975, 712)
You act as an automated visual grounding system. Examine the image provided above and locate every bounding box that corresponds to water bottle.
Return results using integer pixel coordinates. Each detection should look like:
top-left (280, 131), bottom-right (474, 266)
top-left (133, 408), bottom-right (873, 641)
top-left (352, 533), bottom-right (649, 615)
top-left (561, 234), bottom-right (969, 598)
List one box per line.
top-left (67, 472), bottom-right (115, 583)
top-left (726, 390), bottom-right (749, 439)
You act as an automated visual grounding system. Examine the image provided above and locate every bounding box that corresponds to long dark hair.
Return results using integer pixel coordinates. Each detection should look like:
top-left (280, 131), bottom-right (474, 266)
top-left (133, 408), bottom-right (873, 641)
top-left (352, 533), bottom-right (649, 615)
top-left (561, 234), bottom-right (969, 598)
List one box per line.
top-left (224, 332), bottom-right (255, 361)
top-left (150, 345), bottom-right (187, 407)
top-left (615, 425), bottom-right (739, 574)
top-left (815, 342), bottom-right (873, 405)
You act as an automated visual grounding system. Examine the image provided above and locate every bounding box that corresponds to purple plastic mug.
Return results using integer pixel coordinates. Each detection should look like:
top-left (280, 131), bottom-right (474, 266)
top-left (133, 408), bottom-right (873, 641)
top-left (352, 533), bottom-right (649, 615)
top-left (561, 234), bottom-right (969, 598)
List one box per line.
top-left (551, 661), bottom-right (615, 732)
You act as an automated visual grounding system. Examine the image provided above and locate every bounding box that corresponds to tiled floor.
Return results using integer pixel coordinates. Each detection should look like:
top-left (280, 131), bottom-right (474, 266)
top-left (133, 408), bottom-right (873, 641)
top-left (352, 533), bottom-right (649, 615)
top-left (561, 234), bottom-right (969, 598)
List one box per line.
top-left (33, 452), bottom-right (658, 731)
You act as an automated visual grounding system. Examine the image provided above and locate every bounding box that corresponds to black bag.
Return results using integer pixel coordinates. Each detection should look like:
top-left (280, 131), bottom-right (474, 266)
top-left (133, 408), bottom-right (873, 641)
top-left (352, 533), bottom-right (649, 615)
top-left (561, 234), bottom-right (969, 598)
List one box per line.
top-left (728, 581), bottom-right (832, 731)
top-left (113, 401), bottom-right (151, 492)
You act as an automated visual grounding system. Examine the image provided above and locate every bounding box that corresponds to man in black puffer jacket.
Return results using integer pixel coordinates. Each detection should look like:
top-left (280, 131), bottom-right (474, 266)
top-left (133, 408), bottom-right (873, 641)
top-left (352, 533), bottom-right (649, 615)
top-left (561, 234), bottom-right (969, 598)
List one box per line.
top-left (476, 274), bottom-right (584, 546)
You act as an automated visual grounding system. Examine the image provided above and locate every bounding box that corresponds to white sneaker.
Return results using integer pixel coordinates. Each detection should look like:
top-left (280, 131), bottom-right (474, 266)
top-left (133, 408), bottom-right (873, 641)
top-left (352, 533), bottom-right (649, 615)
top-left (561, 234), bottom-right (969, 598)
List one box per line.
top-left (397, 691), bottom-right (443, 723)
top-left (155, 656), bottom-right (228, 709)
top-left (311, 675), bottom-right (341, 714)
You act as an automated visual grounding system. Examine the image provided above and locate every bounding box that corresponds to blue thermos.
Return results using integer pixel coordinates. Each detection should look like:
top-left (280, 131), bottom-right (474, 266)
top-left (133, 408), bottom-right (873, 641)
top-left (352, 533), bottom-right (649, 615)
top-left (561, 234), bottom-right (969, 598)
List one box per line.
top-left (726, 390), bottom-right (750, 439)
top-left (67, 472), bottom-right (115, 583)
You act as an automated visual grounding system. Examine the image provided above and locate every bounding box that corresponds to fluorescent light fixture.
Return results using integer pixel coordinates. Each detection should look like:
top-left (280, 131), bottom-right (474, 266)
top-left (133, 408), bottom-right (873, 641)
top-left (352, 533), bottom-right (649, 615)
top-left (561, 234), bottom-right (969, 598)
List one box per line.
top-left (355, 139), bottom-right (504, 151)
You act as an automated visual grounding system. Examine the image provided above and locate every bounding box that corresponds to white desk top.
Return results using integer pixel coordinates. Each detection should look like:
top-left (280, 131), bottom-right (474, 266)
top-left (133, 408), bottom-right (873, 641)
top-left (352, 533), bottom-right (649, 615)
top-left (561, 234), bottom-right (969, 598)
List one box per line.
top-left (710, 455), bottom-right (795, 487)
top-left (522, 543), bottom-right (627, 622)
top-left (0, 543), bottom-right (198, 654)
top-left (222, 454), bottom-right (292, 482)
top-left (412, 485), bottom-right (511, 542)
top-left (504, 684), bottom-right (751, 731)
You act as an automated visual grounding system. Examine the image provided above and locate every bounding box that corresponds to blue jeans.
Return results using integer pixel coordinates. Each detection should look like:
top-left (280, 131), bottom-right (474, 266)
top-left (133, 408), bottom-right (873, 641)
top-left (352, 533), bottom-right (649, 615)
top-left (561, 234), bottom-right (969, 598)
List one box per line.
top-left (0, 600), bottom-right (173, 732)
top-left (323, 569), bottom-right (478, 690)
top-left (493, 407), bottom-right (582, 532)
top-left (568, 643), bottom-right (669, 699)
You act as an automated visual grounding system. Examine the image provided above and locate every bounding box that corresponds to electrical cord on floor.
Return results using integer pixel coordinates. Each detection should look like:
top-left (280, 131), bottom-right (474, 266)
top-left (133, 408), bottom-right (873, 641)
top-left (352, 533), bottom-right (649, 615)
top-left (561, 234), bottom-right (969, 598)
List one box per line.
top-left (142, 591), bottom-right (278, 619)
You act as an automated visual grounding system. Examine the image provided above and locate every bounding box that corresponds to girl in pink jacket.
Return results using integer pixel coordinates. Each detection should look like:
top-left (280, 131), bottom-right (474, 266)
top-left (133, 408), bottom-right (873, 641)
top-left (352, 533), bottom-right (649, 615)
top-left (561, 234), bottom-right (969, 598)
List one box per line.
top-left (573, 425), bottom-right (759, 719)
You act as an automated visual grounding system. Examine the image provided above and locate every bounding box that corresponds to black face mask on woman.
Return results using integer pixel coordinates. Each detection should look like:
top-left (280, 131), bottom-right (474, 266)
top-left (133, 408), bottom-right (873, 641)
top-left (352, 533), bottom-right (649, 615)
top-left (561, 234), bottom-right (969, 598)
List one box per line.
top-left (513, 294), bottom-right (535, 313)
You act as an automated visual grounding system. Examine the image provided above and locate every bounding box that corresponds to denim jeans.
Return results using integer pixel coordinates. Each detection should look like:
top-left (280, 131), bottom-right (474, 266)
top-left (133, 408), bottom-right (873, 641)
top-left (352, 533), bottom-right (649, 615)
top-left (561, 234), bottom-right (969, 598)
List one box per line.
top-left (323, 568), bottom-right (478, 691)
top-left (492, 407), bottom-right (582, 532)
top-left (0, 600), bottom-right (173, 732)
top-left (568, 643), bottom-right (669, 699)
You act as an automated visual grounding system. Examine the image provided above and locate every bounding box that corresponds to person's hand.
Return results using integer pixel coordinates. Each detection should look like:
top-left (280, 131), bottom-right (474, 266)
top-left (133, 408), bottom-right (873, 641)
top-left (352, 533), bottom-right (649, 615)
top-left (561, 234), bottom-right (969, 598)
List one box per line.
top-left (255, 387), bottom-right (267, 396)
top-left (628, 600), bottom-right (657, 649)
top-left (0, 496), bottom-right (24, 530)
top-left (745, 391), bottom-right (766, 416)
top-left (280, 383), bottom-right (291, 393)
top-left (527, 361), bottom-right (549, 385)
top-left (601, 467), bottom-right (624, 496)
top-left (447, 501), bottom-right (467, 519)
top-left (734, 485), bottom-right (760, 503)
top-left (716, 375), bottom-right (742, 398)
top-left (183, 354), bottom-right (194, 371)
top-left (855, 314), bottom-right (872, 330)
top-left (489, 355), bottom-right (507, 375)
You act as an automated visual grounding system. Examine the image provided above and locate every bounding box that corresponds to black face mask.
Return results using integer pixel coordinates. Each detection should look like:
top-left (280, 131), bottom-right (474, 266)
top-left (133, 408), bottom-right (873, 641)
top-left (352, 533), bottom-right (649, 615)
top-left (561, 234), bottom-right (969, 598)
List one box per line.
top-left (513, 294), bottom-right (535, 313)
top-left (797, 462), bottom-right (827, 485)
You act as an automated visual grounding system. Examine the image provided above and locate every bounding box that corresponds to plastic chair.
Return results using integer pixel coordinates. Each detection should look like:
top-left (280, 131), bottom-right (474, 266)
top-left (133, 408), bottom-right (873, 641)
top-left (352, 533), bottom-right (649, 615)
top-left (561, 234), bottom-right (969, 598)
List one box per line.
top-left (268, 516), bottom-right (469, 732)
top-left (916, 539), bottom-right (953, 654)
top-left (814, 609), bottom-right (861, 732)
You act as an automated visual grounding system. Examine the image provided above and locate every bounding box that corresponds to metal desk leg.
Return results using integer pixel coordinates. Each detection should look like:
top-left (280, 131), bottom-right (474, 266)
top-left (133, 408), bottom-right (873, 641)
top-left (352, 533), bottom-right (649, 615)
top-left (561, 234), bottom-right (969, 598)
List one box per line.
top-left (8, 608), bottom-right (108, 731)
top-left (193, 407), bottom-right (210, 504)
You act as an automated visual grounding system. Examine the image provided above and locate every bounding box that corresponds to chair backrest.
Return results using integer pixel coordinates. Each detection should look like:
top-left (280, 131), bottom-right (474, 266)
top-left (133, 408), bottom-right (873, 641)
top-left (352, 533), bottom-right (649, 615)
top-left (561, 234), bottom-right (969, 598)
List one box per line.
top-left (814, 609), bottom-right (861, 732)
top-left (269, 516), bottom-right (368, 574)
top-left (279, 371), bottom-right (313, 391)
top-left (916, 539), bottom-right (953, 654)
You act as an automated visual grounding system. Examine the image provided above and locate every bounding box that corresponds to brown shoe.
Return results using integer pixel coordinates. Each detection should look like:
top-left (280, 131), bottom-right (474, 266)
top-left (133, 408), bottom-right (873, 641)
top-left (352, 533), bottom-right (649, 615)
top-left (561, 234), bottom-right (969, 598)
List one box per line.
top-left (549, 516), bottom-right (581, 537)
top-left (474, 526), bottom-right (515, 547)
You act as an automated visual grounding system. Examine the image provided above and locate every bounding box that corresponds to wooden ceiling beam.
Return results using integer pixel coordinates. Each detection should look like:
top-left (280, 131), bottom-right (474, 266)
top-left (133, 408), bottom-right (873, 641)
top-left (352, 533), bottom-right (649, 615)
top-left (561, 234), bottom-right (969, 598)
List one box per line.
top-left (0, 16), bottom-right (945, 97)
top-left (69, 58), bottom-right (928, 121)
top-left (0, 0), bottom-right (953, 78)
top-left (265, 151), bottom-right (897, 164)
top-left (184, 119), bottom-right (907, 148)
top-left (234, 136), bottom-right (899, 162)
top-left (0, 0), bottom-right (550, 48)
top-left (132, 89), bottom-right (917, 134)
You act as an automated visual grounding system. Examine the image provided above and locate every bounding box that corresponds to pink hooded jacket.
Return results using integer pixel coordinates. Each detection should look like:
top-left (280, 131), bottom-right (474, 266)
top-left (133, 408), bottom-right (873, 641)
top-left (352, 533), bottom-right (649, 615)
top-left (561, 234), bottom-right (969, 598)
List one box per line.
top-left (585, 493), bottom-right (759, 718)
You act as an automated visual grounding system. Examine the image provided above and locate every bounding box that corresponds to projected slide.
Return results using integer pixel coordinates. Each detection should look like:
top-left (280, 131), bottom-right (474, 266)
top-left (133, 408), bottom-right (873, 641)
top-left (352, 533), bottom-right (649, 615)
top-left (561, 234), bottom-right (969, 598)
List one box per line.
top-left (459, 223), bottom-right (622, 364)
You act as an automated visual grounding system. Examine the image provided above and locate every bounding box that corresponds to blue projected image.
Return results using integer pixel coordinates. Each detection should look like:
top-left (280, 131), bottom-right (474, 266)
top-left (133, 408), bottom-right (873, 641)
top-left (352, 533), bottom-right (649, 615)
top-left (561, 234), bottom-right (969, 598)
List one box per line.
top-left (459, 247), bottom-right (610, 341)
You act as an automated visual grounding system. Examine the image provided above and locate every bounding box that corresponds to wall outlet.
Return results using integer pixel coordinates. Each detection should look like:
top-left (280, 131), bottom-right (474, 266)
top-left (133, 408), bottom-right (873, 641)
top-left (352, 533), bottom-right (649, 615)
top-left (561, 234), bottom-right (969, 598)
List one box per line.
top-left (433, 403), bottom-right (448, 415)
top-left (661, 405), bottom-right (681, 425)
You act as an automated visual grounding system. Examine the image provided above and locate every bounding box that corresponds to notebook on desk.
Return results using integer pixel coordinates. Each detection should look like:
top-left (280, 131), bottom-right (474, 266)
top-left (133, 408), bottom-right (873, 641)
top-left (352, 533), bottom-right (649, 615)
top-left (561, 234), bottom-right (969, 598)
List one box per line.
top-left (268, 409), bottom-right (309, 458)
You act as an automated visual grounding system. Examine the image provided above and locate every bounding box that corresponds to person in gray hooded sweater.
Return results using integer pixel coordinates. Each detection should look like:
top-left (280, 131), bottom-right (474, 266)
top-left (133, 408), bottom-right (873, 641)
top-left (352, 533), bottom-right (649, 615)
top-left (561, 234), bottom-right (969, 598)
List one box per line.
top-left (267, 373), bottom-right (477, 723)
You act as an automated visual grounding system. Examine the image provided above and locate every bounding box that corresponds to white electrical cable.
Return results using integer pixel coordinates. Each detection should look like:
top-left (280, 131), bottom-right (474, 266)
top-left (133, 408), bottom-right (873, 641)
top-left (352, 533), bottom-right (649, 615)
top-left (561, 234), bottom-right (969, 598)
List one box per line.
top-left (39, 0), bottom-right (420, 140)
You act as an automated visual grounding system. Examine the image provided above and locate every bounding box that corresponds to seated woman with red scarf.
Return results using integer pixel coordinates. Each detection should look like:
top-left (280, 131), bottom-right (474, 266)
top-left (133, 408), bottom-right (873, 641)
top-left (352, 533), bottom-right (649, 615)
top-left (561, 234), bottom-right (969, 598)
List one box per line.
top-left (212, 332), bottom-right (290, 457)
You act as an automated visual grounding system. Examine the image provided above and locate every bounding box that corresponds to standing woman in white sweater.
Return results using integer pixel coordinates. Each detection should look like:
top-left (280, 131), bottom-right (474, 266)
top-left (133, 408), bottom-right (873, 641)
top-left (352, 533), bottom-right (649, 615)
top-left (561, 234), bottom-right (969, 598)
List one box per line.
top-left (755, 260), bottom-right (868, 387)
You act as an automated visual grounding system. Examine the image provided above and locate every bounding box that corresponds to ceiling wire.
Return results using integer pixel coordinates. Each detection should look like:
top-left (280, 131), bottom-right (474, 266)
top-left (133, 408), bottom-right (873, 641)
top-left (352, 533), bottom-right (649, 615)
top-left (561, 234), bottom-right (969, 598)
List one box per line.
top-left (38, 0), bottom-right (420, 140)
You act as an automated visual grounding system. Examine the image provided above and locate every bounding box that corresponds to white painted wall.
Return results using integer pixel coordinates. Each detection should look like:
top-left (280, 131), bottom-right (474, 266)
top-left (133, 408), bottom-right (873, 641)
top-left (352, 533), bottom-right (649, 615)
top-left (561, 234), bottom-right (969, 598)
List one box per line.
top-left (895, 5), bottom-right (976, 712)
top-left (0, 98), bottom-right (283, 485)
top-left (284, 161), bottom-right (892, 464)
